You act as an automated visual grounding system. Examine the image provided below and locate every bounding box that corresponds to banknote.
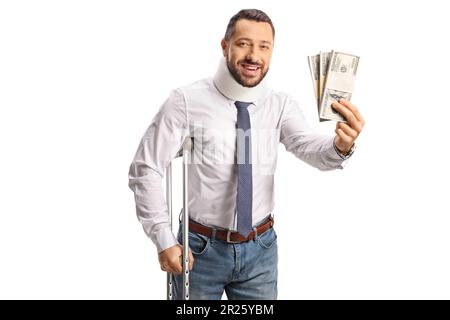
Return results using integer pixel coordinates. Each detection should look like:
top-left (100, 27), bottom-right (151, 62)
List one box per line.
top-left (319, 51), bottom-right (359, 122)
top-left (319, 51), bottom-right (331, 104)
top-left (307, 54), bottom-right (320, 108)
top-left (308, 50), bottom-right (359, 122)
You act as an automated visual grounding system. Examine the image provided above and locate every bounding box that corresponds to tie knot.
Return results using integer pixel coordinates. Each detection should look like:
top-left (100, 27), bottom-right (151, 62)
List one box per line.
top-left (234, 101), bottom-right (252, 109)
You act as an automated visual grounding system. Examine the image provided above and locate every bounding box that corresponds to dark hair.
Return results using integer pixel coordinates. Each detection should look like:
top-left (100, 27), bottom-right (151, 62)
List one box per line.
top-left (224, 9), bottom-right (275, 42)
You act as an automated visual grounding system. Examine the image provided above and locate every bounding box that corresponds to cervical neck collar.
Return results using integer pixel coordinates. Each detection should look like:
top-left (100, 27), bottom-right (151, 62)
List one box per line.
top-left (212, 57), bottom-right (270, 103)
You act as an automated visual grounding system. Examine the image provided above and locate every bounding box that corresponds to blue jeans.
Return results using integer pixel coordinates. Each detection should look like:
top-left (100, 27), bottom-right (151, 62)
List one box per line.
top-left (173, 223), bottom-right (278, 300)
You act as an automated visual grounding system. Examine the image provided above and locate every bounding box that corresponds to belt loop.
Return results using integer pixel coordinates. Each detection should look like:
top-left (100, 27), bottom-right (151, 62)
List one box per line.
top-left (211, 228), bottom-right (216, 244)
top-left (253, 226), bottom-right (258, 241)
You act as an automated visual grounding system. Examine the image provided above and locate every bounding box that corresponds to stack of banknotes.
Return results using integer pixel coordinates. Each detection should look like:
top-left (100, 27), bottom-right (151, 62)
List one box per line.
top-left (308, 51), bottom-right (360, 122)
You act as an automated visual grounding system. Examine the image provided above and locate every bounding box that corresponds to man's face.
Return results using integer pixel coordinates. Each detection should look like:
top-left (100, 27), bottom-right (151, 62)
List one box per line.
top-left (221, 19), bottom-right (274, 88)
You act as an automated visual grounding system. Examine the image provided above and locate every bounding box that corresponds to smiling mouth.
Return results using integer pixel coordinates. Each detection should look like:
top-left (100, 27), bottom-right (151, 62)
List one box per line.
top-left (240, 63), bottom-right (262, 77)
top-left (241, 63), bottom-right (261, 71)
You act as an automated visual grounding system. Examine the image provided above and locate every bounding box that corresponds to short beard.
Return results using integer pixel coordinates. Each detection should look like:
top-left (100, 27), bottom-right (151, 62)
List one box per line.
top-left (226, 59), bottom-right (269, 88)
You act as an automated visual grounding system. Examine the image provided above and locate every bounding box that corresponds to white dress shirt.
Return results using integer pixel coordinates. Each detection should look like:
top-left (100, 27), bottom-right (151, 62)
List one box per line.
top-left (128, 58), bottom-right (353, 253)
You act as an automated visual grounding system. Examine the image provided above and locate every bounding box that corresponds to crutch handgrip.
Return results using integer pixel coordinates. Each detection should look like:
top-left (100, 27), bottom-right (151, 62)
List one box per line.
top-left (182, 136), bottom-right (193, 152)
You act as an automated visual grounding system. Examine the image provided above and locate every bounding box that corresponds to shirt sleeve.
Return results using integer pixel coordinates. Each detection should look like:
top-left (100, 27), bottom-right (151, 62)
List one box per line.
top-left (280, 95), bottom-right (353, 171)
top-left (128, 88), bottom-right (188, 253)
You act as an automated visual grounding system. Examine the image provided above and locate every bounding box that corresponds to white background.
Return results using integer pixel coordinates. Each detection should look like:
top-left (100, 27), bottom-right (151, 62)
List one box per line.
top-left (1, 0), bottom-right (449, 299)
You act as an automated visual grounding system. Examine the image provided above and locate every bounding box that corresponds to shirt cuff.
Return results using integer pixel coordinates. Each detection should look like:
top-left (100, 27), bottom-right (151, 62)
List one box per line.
top-left (153, 226), bottom-right (178, 254)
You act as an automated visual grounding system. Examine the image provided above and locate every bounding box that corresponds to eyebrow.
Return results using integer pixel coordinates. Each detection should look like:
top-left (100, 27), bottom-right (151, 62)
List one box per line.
top-left (236, 37), bottom-right (273, 45)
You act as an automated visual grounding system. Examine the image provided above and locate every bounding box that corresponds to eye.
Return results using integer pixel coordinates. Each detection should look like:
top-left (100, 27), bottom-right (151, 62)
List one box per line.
top-left (260, 45), bottom-right (270, 50)
top-left (238, 42), bottom-right (250, 47)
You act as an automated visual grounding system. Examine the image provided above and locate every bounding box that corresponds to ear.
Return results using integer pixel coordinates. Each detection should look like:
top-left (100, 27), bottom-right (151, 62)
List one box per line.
top-left (220, 38), bottom-right (228, 58)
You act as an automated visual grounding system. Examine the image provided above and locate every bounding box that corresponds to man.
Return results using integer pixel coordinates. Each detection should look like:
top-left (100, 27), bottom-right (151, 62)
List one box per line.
top-left (128, 9), bottom-right (365, 300)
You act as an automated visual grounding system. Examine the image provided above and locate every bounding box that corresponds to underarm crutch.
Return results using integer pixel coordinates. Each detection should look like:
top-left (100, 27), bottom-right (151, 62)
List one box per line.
top-left (166, 137), bottom-right (193, 300)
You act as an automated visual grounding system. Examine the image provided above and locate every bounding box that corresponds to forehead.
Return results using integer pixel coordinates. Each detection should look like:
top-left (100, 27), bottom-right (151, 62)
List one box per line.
top-left (232, 19), bottom-right (273, 42)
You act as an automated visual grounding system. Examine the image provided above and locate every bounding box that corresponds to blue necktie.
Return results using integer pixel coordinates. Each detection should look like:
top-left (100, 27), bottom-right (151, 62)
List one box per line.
top-left (235, 101), bottom-right (253, 238)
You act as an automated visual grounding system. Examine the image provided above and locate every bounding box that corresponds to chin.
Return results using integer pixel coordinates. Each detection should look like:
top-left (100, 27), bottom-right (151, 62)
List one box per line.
top-left (241, 78), bottom-right (261, 88)
top-left (240, 72), bottom-right (267, 87)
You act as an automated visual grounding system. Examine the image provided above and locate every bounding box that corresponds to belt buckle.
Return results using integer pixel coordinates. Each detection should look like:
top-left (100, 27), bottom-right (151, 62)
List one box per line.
top-left (226, 230), bottom-right (241, 244)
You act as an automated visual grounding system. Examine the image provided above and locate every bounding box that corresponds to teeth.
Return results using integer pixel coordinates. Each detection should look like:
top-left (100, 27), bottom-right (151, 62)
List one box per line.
top-left (243, 64), bottom-right (258, 70)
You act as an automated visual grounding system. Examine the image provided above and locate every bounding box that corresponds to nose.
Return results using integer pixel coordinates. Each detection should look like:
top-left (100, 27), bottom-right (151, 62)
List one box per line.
top-left (245, 52), bottom-right (261, 65)
top-left (245, 45), bottom-right (259, 63)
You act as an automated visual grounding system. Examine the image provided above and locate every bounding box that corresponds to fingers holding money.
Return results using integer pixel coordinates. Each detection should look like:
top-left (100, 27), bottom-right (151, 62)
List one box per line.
top-left (335, 123), bottom-right (356, 147)
top-left (336, 122), bottom-right (358, 140)
top-left (339, 99), bottom-right (365, 125)
top-left (332, 98), bottom-right (365, 154)
top-left (331, 99), bottom-right (365, 133)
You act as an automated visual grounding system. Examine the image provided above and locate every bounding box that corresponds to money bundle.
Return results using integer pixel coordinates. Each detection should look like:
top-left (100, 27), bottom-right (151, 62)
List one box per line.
top-left (307, 51), bottom-right (360, 122)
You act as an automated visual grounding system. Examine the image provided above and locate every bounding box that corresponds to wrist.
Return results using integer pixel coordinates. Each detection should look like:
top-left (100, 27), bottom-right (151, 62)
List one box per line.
top-left (333, 139), bottom-right (356, 159)
top-left (336, 144), bottom-right (351, 155)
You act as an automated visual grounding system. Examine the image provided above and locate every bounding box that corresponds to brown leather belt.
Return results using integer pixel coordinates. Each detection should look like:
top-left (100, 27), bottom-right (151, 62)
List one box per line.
top-left (188, 216), bottom-right (274, 243)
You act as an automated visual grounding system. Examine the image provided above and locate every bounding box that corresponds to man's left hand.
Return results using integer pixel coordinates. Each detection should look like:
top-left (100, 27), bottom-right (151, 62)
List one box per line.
top-left (331, 98), bottom-right (365, 154)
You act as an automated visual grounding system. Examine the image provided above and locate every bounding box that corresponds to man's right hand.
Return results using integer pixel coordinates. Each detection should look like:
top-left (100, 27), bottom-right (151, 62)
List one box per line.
top-left (158, 244), bottom-right (194, 275)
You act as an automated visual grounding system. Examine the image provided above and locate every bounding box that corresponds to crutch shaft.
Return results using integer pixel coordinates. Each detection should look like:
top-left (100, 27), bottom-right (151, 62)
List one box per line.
top-left (166, 163), bottom-right (173, 300)
top-left (182, 137), bottom-right (192, 300)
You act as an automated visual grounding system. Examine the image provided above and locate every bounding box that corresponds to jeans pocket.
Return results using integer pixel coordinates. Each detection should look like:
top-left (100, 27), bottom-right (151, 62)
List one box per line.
top-left (178, 229), bottom-right (210, 256)
top-left (189, 232), bottom-right (211, 255)
top-left (257, 228), bottom-right (277, 249)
